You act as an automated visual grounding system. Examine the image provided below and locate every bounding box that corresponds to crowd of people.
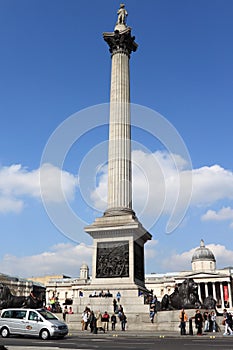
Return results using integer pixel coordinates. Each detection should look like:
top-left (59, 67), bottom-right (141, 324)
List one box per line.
top-left (47, 292), bottom-right (62, 313)
top-left (80, 291), bottom-right (127, 333)
top-left (50, 289), bottom-right (233, 338)
top-left (89, 289), bottom-right (113, 298)
top-left (178, 308), bottom-right (233, 336)
top-left (80, 307), bottom-right (127, 333)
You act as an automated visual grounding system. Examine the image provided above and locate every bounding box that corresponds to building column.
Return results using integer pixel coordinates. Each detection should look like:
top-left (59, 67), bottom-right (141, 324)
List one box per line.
top-left (198, 283), bottom-right (202, 302)
top-left (220, 283), bottom-right (224, 308)
top-left (205, 283), bottom-right (208, 299)
top-left (228, 282), bottom-right (233, 308)
top-left (213, 282), bottom-right (217, 301)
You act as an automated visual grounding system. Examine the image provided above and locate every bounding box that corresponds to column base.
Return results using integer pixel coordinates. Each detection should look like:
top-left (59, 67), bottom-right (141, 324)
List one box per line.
top-left (104, 207), bottom-right (136, 218)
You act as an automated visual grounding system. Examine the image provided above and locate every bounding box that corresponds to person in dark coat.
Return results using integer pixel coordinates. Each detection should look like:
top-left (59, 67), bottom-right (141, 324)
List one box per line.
top-left (113, 299), bottom-right (117, 313)
top-left (111, 313), bottom-right (117, 330)
top-left (120, 312), bottom-right (127, 331)
top-left (89, 310), bottom-right (96, 333)
top-left (195, 310), bottom-right (203, 335)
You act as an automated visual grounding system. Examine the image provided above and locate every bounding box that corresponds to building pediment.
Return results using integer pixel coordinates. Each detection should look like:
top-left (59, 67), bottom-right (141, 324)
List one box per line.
top-left (182, 271), bottom-right (228, 279)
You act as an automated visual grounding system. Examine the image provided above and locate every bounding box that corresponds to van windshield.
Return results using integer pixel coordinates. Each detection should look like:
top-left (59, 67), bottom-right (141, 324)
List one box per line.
top-left (37, 310), bottom-right (57, 320)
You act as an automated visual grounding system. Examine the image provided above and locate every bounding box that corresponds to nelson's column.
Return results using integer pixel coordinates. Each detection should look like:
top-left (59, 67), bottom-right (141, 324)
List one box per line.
top-left (85, 4), bottom-right (152, 294)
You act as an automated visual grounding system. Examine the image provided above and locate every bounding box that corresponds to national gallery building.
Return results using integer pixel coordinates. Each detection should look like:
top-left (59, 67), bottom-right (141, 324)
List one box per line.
top-left (43, 240), bottom-right (233, 310)
top-left (145, 240), bottom-right (233, 309)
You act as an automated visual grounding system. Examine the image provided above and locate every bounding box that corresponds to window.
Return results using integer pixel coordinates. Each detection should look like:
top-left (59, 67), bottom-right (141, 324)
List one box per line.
top-left (12, 311), bottom-right (27, 319)
top-left (2, 310), bottom-right (12, 318)
top-left (29, 311), bottom-right (38, 321)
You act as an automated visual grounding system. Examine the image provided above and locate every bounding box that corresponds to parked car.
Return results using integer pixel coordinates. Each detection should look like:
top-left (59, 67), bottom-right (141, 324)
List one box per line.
top-left (0, 308), bottom-right (68, 340)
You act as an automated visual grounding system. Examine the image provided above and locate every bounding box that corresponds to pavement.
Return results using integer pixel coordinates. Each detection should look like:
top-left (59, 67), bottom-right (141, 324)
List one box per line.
top-left (0, 330), bottom-right (229, 350)
top-left (69, 329), bottom-right (226, 338)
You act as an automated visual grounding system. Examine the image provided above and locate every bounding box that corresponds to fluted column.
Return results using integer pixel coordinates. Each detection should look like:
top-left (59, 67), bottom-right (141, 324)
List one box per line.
top-left (103, 27), bottom-right (138, 216)
top-left (108, 53), bottom-right (131, 210)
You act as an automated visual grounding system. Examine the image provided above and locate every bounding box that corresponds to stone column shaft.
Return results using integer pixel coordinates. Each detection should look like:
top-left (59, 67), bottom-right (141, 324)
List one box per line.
top-left (205, 283), bottom-right (208, 298)
top-left (228, 282), bottom-right (232, 307)
top-left (220, 283), bottom-right (224, 308)
top-left (213, 282), bottom-right (217, 300)
top-left (108, 51), bottom-right (132, 211)
top-left (103, 27), bottom-right (138, 216)
top-left (198, 283), bottom-right (202, 302)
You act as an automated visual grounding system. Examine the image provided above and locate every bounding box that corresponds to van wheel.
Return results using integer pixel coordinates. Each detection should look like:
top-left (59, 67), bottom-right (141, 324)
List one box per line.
top-left (40, 329), bottom-right (50, 340)
top-left (1, 327), bottom-right (10, 338)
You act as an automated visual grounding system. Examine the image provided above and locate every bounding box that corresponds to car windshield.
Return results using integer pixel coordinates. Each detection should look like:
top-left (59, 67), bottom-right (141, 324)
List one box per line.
top-left (37, 310), bottom-right (57, 320)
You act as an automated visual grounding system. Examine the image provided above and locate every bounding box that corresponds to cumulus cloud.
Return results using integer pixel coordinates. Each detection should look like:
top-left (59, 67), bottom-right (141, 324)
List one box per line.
top-left (91, 150), bottom-right (192, 230)
top-left (40, 163), bottom-right (78, 203)
top-left (0, 243), bottom-right (93, 278)
top-left (191, 165), bottom-right (233, 206)
top-left (0, 164), bottom-right (78, 214)
top-left (0, 197), bottom-right (23, 213)
top-left (202, 207), bottom-right (233, 228)
top-left (90, 150), bottom-right (233, 229)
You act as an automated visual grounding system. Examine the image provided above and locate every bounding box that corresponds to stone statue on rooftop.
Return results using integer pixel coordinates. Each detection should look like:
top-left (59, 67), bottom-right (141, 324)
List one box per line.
top-left (117, 3), bottom-right (128, 25)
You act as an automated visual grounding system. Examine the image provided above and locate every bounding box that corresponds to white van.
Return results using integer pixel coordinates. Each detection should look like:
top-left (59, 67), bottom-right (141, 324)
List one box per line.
top-left (0, 308), bottom-right (68, 340)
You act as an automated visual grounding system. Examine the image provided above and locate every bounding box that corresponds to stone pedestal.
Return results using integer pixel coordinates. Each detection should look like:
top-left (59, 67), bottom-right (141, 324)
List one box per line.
top-left (85, 214), bottom-right (151, 290)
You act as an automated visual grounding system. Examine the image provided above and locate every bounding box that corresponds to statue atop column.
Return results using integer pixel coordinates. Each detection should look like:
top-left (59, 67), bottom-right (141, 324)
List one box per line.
top-left (117, 4), bottom-right (128, 25)
top-left (104, 4), bottom-right (137, 56)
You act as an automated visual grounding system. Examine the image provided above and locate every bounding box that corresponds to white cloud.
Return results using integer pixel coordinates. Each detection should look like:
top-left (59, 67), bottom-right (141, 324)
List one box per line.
top-left (90, 150), bottom-right (233, 230)
top-left (91, 150), bottom-right (192, 226)
top-left (202, 207), bottom-right (233, 224)
top-left (207, 243), bottom-right (233, 267)
top-left (0, 197), bottom-right (23, 213)
top-left (201, 206), bottom-right (233, 229)
top-left (40, 163), bottom-right (78, 203)
top-left (0, 164), bottom-right (78, 214)
top-left (191, 165), bottom-right (233, 206)
top-left (0, 243), bottom-right (93, 278)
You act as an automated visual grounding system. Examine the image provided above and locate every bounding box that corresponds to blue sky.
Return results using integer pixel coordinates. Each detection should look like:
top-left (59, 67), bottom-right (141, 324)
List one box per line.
top-left (0, 0), bottom-right (233, 278)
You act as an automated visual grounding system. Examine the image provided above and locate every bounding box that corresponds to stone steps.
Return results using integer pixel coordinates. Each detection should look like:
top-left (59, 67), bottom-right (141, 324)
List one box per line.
top-left (57, 309), bottom-right (225, 332)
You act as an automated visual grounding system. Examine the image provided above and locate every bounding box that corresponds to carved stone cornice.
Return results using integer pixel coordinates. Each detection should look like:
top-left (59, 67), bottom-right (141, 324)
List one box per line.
top-left (103, 27), bottom-right (138, 57)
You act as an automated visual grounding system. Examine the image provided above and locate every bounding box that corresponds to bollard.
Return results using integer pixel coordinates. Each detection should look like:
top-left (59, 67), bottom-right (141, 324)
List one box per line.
top-left (189, 318), bottom-right (193, 335)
